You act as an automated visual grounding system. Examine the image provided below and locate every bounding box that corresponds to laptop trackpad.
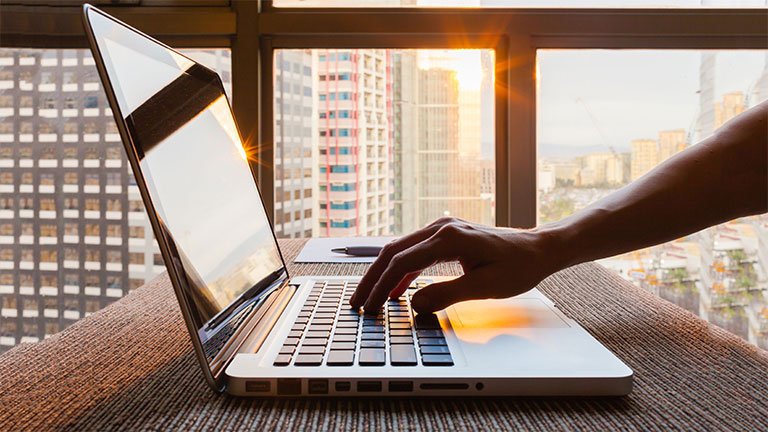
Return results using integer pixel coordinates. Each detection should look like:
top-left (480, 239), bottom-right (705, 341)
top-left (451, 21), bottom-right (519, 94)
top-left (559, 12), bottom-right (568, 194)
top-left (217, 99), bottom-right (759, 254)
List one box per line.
top-left (451, 298), bottom-right (569, 330)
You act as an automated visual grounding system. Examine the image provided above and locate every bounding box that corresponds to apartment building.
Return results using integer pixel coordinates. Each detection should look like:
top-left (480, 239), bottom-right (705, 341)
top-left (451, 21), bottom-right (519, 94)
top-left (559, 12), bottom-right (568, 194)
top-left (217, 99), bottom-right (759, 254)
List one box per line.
top-left (316, 49), bottom-right (394, 237)
top-left (0, 48), bottom-right (230, 353)
top-left (274, 50), bottom-right (316, 239)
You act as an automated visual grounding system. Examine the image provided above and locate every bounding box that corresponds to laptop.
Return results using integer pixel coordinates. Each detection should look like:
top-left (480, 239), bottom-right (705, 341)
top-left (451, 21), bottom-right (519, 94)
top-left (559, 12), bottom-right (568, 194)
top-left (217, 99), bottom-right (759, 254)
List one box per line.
top-left (82, 4), bottom-right (633, 396)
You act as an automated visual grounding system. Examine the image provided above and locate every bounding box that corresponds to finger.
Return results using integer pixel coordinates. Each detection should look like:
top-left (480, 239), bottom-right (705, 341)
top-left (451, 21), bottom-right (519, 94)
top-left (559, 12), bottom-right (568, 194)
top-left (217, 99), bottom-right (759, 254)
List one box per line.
top-left (349, 218), bottom-right (452, 308)
top-left (411, 269), bottom-right (493, 314)
top-left (363, 233), bottom-right (459, 313)
top-left (388, 271), bottom-right (420, 300)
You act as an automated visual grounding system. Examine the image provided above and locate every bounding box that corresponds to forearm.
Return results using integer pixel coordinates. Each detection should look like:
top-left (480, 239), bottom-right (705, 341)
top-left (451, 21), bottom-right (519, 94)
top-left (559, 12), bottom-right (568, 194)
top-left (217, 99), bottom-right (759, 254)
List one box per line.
top-left (538, 102), bottom-right (768, 271)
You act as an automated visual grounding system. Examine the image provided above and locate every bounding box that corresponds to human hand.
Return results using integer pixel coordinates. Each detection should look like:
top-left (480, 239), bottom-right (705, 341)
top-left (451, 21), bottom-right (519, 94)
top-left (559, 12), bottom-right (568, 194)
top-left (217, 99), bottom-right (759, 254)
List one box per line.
top-left (349, 217), bottom-right (563, 314)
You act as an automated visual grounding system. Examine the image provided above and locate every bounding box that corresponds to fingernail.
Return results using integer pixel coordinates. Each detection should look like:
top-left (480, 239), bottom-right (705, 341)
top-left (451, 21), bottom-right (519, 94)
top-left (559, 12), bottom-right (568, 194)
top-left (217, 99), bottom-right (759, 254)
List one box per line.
top-left (411, 295), bottom-right (430, 313)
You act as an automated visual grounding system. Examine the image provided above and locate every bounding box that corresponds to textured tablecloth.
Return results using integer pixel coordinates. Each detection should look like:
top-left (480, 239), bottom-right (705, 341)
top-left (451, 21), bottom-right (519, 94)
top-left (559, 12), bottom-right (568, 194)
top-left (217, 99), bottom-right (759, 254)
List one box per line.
top-left (1, 239), bottom-right (767, 431)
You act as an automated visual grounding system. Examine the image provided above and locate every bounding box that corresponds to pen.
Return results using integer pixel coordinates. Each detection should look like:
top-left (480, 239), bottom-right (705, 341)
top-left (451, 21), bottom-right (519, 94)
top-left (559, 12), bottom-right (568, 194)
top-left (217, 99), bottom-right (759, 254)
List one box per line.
top-left (331, 246), bottom-right (383, 257)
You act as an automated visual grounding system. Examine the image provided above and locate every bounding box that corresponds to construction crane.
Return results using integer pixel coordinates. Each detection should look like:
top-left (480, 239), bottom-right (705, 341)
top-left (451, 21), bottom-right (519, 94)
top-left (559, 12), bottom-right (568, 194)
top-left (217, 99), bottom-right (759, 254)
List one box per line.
top-left (575, 97), bottom-right (631, 174)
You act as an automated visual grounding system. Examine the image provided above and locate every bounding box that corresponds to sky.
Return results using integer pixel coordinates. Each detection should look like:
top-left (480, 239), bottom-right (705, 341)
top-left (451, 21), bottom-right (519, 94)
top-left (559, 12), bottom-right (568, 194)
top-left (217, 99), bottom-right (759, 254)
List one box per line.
top-left (537, 49), bottom-right (767, 158)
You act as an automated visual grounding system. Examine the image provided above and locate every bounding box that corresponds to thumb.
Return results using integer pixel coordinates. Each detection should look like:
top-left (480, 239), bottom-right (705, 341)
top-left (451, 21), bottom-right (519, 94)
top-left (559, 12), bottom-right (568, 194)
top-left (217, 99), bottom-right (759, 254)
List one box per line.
top-left (411, 271), bottom-right (489, 314)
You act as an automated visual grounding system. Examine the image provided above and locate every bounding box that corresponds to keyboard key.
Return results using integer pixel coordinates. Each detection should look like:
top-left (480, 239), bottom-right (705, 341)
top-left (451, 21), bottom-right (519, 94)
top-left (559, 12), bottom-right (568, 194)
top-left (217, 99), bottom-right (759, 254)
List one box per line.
top-left (389, 317), bottom-right (410, 323)
top-left (360, 340), bottom-right (385, 348)
top-left (316, 307), bottom-right (338, 313)
top-left (311, 319), bottom-right (334, 326)
top-left (414, 314), bottom-right (440, 329)
top-left (283, 337), bottom-right (300, 346)
top-left (298, 312), bottom-right (311, 318)
top-left (333, 334), bottom-right (356, 342)
top-left (359, 348), bottom-right (386, 366)
top-left (362, 325), bottom-right (384, 333)
top-left (422, 354), bottom-right (454, 366)
top-left (390, 336), bottom-right (414, 344)
top-left (333, 327), bottom-right (356, 335)
top-left (308, 324), bottom-right (332, 332)
top-left (336, 321), bottom-right (359, 328)
top-left (338, 309), bottom-right (360, 316)
top-left (299, 345), bottom-right (326, 355)
top-left (294, 354), bottom-right (324, 366)
top-left (279, 345), bottom-right (295, 355)
top-left (314, 313), bottom-right (335, 319)
top-left (418, 338), bottom-right (447, 346)
top-left (416, 329), bottom-right (443, 338)
top-left (302, 338), bottom-right (328, 346)
top-left (420, 345), bottom-right (450, 355)
top-left (389, 322), bottom-right (412, 329)
top-left (338, 315), bottom-right (360, 322)
top-left (306, 330), bottom-right (330, 338)
top-left (388, 311), bottom-right (410, 317)
top-left (363, 319), bottom-right (384, 326)
top-left (295, 317), bottom-right (309, 325)
top-left (273, 354), bottom-right (292, 366)
top-left (331, 342), bottom-right (355, 350)
top-left (327, 350), bottom-right (355, 366)
top-left (288, 330), bottom-right (303, 338)
top-left (390, 330), bottom-right (412, 337)
top-left (390, 345), bottom-right (417, 366)
top-left (361, 333), bottom-right (385, 341)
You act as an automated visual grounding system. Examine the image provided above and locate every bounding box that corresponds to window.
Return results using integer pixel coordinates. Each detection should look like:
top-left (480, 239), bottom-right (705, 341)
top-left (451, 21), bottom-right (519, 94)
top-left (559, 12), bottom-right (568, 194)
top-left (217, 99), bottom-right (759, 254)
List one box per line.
top-left (537, 49), bottom-right (768, 348)
top-left (129, 226), bottom-right (145, 238)
top-left (40, 225), bottom-right (56, 237)
top-left (40, 199), bottom-right (55, 211)
top-left (64, 223), bottom-right (78, 236)
top-left (85, 224), bottom-right (99, 237)
top-left (130, 253), bottom-right (144, 265)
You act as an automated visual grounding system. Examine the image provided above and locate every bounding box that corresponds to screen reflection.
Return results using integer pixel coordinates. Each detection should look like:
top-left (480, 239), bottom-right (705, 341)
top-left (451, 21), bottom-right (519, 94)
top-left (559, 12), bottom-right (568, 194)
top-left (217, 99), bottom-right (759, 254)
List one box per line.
top-left (88, 8), bottom-right (285, 366)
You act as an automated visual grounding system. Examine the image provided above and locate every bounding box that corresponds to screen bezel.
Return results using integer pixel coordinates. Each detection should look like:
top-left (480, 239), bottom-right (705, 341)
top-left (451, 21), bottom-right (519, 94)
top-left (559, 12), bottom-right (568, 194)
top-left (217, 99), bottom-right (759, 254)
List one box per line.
top-left (82, 4), bottom-right (290, 392)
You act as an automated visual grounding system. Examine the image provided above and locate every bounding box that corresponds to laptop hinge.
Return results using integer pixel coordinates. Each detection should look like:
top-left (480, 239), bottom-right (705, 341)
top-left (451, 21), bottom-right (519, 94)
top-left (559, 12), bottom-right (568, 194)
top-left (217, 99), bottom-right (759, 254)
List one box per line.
top-left (215, 280), bottom-right (296, 376)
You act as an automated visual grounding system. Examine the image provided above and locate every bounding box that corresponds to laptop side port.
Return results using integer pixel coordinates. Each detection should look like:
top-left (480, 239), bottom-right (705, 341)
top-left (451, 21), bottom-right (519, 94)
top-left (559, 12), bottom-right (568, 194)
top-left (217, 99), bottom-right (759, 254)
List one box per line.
top-left (419, 383), bottom-right (470, 390)
top-left (277, 378), bottom-right (302, 395)
top-left (388, 381), bottom-right (413, 392)
top-left (357, 381), bottom-right (382, 392)
top-left (308, 379), bottom-right (329, 395)
top-left (245, 380), bottom-right (271, 393)
top-left (335, 381), bottom-right (351, 392)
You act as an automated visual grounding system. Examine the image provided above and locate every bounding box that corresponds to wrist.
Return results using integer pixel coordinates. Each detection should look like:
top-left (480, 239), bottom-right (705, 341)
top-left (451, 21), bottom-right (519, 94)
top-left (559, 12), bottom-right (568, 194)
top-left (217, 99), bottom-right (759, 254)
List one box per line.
top-left (531, 220), bottom-right (579, 273)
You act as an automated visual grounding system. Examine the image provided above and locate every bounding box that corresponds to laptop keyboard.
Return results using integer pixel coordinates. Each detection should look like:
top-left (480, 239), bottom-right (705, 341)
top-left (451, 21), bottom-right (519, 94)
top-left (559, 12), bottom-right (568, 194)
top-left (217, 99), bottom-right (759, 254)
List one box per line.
top-left (273, 280), bottom-right (453, 367)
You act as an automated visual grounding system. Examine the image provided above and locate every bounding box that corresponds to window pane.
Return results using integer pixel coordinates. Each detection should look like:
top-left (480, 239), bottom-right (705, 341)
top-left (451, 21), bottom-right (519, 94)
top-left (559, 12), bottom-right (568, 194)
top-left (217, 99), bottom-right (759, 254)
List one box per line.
top-left (537, 49), bottom-right (768, 349)
top-left (0, 48), bottom-right (230, 353)
top-left (273, 49), bottom-right (495, 238)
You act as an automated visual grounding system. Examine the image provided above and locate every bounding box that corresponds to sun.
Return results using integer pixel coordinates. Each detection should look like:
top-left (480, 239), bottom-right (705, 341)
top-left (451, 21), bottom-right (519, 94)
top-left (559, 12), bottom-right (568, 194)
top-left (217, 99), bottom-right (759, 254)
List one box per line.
top-left (454, 50), bottom-right (483, 91)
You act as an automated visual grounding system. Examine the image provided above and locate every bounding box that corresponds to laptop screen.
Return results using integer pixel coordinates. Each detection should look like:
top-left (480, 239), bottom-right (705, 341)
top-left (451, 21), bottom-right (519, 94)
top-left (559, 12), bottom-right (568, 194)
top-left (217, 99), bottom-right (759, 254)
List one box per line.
top-left (85, 8), bottom-right (285, 361)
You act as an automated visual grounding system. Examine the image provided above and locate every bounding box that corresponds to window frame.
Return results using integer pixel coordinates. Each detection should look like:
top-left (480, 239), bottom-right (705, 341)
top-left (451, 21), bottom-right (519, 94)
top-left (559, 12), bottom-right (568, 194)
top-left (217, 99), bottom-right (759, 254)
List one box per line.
top-left (1, 2), bottom-right (765, 228)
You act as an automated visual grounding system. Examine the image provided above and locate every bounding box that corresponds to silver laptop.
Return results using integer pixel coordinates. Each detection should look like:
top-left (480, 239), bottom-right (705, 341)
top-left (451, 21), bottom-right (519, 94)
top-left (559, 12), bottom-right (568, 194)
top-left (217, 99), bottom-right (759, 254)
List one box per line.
top-left (83, 4), bottom-right (633, 397)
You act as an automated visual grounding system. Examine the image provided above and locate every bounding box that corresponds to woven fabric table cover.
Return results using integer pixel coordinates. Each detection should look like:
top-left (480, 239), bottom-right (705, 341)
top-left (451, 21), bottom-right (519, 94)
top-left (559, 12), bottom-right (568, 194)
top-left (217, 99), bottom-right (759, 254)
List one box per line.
top-left (1, 239), bottom-right (766, 431)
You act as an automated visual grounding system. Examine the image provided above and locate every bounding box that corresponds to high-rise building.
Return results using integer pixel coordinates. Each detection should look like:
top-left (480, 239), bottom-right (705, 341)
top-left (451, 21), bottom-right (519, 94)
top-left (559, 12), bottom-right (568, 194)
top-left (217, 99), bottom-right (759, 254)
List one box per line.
top-left (577, 153), bottom-right (626, 186)
top-left (630, 138), bottom-right (658, 182)
top-left (714, 91), bottom-right (746, 131)
top-left (273, 50), bottom-right (316, 239)
top-left (658, 129), bottom-right (687, 163)
top-left (0, 48), bottom-right (230, 353)
top-left (316, 49), bottom-right (394, 237)
top-left (392, 50), bottom-right (419, 234)
top-left (697, 51), bottom-right (717, 142)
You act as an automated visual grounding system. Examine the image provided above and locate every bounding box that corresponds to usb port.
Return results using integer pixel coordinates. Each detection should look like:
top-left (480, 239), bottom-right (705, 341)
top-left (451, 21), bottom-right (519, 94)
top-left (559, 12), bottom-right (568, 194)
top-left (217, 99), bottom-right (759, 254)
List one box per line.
top-left (245, 381), bottom-right (271, 393)
top-left (308, 379), bottom-right (328, 394)
top-left (357, 381), bottom-right (382, 392)
top-left (335, 381), bottom-right (351, 392)
top-left (388, 381), bottom-right (413, 392)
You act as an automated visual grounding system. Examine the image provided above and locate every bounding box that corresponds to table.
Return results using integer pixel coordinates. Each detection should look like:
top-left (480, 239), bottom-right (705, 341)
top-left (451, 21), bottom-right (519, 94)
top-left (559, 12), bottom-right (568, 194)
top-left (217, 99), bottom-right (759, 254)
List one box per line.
top-left (1, 239), bottom-right (767, 431)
